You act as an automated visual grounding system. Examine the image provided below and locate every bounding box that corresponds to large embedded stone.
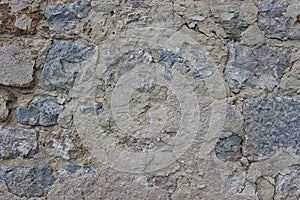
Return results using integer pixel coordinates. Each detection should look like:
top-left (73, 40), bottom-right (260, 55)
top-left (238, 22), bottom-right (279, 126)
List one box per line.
top-left (44, 0), bottom-right (91, 34)
top-left (0, 166), bottom-right (55, 198)
top-left (243, 97), bottom-right (300, 161)
top-left (17, 97), bottom-right (64, 126)
top-left (0, 42), bottom-right (35, 87)
top-left (0, 126), bottom-right (38, 159)
top-left (224, 44), bottom-right (290, 92)
top-left (258, 0), bottom-right (300, 40)
top-left (39, 40), bottom-right (93, 90)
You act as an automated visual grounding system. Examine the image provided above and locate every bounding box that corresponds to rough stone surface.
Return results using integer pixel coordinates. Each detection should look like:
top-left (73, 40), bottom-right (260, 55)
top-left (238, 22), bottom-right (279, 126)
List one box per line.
top-left (218, 13), bottom-right (248, 42)
top-left (45, 129), bottom-right (82, 160)
top-left (243, 97), bottom-right (300, 161)
top-left (158, 47), bottom-right (215, 80)
top-left (280, 59), bottom-right (300, 95)
top-left (39, 40), bottom-right (94, 90)
top-left (44, 0), bottom-right (91, 35)
top-left (258, 0), bottom-right (300, 40)
top-left (0, 2), bottom-right (42, 36)
top-left (0, 0), bottom-right (299, 199)
top-left (256, 177), bottom-right (275, 200)
top-left (275, 165), bottom-right (300, 200)
top-left (17, 97), bottom-right (64, 126)
top-left (0, 87), bottom-right (14, 122)
top-left (224, 44), bottom-right (291, 92)
top-left (215, 135), bottom-right (242, 162)
top-left (0, 166), bottom-right (55, 198)
top-left (0, 42), bottom-right (35, 87)
top-left (0, 126), bottom-right (38, 159)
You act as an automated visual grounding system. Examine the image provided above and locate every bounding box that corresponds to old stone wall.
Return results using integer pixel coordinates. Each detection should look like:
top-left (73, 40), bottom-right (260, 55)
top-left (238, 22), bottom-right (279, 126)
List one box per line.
top-left (0, 0), bottom-right (300, 199)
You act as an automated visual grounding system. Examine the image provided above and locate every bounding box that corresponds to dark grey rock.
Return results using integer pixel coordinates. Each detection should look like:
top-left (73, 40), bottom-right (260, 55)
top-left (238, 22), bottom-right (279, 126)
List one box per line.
top-left (64, 163), bottom-right (95, 174)
top-left (224, 44), bottom-right (290, 92)
top-left (44, 0), bottom-right (91, 34)
top-left (215, 135), bottom-right (242, 162)
top-left (258, 1), bottom-right (300, 40)
top-left (0, 126), bottom-right (38, 159)
top-left (40, 40), bottom-right (93, 90)
top-left (0, 166), bottom-right (56, 198)
top-left (243, 97), bottom-right (300, 161)
top-left (219, 13), bottom-right (248, 41)
top-left (17, 97), bottom-right (64, 126)
top-left (275, 165), bottom-right (300, 199)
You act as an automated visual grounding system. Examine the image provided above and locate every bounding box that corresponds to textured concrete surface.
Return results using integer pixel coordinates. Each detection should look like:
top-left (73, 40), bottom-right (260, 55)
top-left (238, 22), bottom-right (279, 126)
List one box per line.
top-left (0, 0), bottom-right (299, 199)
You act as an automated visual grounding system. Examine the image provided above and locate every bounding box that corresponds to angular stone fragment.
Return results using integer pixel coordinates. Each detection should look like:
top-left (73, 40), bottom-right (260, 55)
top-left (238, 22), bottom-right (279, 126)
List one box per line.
top-left (215, 135), bottom-right (242, 162)
top-left (256, 177), bottom-right (275, 200)
top-left (14, 14), bottom-right (32, 30)
top-left (243, 97), bottom-right (300, 161)
top-left (158, 47), bottom-right (215, 80)
top-left (0, 42), bottom-right (35, 87)
top-left (224, 44), bottom-right (290, 92)
top-left (40, 40), bottom-right (93, 90)
top-left (0, 126), bottom-right (38, 159)
top-left (219, 13), bottom-right (248, 41)
top-left (0, 87), bottom-right (14, 122)
top-left (275, 165), bottom-right (300, 199)
top-left (258, 0), bottom-right (300, 40)
top-left (280, 60), bottom-right (300, 95)
top-left (17, 97), bottom-right (64, 126)
top-left (44, 0), bottom-right (91, 34)
top-left (0, 166), bottom-right (55, 198)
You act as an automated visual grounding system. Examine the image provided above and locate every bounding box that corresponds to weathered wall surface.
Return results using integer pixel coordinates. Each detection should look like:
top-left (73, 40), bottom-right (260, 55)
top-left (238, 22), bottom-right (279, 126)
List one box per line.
top-left (0, 0), bottom-right (300, 199)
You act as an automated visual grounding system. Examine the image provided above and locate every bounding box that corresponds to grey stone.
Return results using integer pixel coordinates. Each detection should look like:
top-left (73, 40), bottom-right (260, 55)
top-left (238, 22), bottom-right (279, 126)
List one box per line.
top-left (0, 126), bottom-right (38, 159)
top-left (258, 1), bottom-right (300, 40)
top-left (190, 48), bottom-right (215, 79)
top-left (40, 40), bottom-right (93, 90)
top-left (219, 13), bottom-right (248, 41)
top-left (225, 171), bottom-right (246, 193)
top-left (0, 42), bottom-right (35, 87)
top-left (44, 0), bottom-right (91, 34)
top-left (158, 48), bottom-right (190, 80)
top-left (256, 177), bottom-right (275, 200)
top-left (17, 97), bottom-right (64, 126)
top-left (275, 165), bottom-right (300, 199)
top-left (224, 44), bottom-right (290, 92)
top-left (57, 103), bottom-right (74, 128)
top-left (215, 135), bottom-right (242, 162)
top-left (158, 48), bottom-right (214, 80)
top-left (243, 97), bottom-right (300, 161)
top-left (63, 163), bottom-right (95, 174)
top-left (0, 166), bottom-right (55, 198)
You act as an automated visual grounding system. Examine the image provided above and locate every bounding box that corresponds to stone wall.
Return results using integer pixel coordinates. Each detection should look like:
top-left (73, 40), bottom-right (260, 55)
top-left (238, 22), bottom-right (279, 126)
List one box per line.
top-left (0, 0), bottom-right (300, 199)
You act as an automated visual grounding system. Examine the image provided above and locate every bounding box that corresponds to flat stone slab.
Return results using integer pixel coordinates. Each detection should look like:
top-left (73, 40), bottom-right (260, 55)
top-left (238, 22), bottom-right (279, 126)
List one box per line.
top-left (0, 42), bottom-right (35, 87)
